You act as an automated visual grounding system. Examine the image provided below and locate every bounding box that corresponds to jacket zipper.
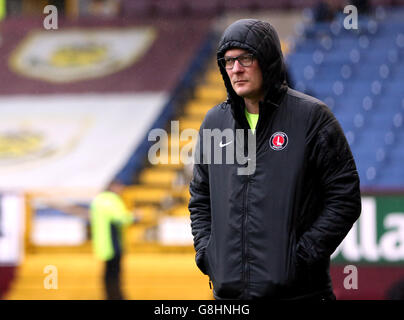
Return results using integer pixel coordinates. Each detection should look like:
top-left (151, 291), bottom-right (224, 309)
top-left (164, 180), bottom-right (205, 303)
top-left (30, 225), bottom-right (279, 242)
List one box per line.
top-left (242, 177), bottom-right (250, 298)
top-left (241, 125), bottom-right (253, 299)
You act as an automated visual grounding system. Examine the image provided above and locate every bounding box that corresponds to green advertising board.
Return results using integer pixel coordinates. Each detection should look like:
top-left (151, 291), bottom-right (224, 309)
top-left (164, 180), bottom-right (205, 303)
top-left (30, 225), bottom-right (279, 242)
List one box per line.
top-left (331, 196), bottom-right (404, 265)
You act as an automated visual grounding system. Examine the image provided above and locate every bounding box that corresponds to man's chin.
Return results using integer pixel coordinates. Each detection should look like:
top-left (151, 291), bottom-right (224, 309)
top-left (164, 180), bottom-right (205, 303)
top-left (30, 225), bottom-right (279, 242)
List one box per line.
top-left (234, 89), bottom-right (249, 98)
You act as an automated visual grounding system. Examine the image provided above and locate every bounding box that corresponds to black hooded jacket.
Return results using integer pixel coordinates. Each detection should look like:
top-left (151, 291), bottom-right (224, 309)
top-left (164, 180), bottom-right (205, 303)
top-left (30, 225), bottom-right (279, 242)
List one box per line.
top-left (189, 19), bottom-right (361, 300)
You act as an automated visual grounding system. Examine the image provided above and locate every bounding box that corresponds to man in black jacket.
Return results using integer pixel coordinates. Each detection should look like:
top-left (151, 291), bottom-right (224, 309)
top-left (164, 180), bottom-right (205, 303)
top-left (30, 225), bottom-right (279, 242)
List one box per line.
top-left (188, 19), bottom-right (361, 300)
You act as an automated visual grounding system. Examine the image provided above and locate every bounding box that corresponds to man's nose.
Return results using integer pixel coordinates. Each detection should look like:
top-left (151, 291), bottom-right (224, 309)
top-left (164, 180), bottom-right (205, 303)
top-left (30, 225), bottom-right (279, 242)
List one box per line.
top-left (232, 60), bottom-right (244, 72)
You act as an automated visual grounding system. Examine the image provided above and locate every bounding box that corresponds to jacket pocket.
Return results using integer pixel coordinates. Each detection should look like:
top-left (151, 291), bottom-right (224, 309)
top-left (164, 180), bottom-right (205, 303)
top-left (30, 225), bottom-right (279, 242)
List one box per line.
top-left (293, 241), bottom-right (313, 293)
top-left (196, 235), bottom-right (213, 275)
top-left (206, 245), bottom-right (244, 299)
top-left (203, 251), bottom-right (212, 276)
top-left (289, 235), bottom-right (308, 290)
top-left (196, 249), bottom-right (209, 275)
top-left (204, 236), bottom-right (214, 277)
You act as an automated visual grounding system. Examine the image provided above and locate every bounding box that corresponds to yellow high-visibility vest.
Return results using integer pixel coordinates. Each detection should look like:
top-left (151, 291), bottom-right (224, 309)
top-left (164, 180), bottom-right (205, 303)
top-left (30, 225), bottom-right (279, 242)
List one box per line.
top-left (0, 0), bottom-right (6, 21)
top-left (90, 191), bottom-right (132, 261)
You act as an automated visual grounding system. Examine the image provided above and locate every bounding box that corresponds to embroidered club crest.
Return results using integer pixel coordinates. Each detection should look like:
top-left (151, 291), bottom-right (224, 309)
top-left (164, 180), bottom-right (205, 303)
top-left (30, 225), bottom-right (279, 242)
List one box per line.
top-left (269, 132), bottom-right (288, 151)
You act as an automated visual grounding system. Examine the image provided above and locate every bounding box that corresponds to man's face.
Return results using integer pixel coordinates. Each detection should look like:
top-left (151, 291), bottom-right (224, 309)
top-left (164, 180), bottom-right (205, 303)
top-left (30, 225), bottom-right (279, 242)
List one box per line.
top-left (223, 48), bottom-right (264, 101)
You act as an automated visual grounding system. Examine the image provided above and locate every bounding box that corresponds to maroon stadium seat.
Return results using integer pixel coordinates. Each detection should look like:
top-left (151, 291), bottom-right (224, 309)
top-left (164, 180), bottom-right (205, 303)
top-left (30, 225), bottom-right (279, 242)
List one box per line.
top-left (186, 0), bottom-right (222, 17)
top-left (222, 0), bottom-right (254, 11)
top-left (252, 0), bottom-right (289, 10)
top-left (370, 0), bottom-right (393, 6)
top-left (288, 0), bottom-right (319, 9)
top-left (153, 0), bottom-right (186, 17)
top-left (120, 0), bottom-right (153, 17)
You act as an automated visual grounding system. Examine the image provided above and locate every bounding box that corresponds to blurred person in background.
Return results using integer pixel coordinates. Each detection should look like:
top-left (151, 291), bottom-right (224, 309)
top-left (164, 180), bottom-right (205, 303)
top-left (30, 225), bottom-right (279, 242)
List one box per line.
top-left (189, 19), bottom-right (361, 300)
top-left (51, 180), bottom-right (140, 300)
top-left (0, 0), bottom-right (5, 21)
top-left (90, 181), bottom-right (139, 300)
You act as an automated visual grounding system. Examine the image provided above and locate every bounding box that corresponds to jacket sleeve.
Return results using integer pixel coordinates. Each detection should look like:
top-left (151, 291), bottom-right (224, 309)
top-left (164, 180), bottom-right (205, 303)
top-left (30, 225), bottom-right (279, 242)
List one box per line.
top-left (188, 126), bottom-right (211, 275)
top-left (296, 103), bottom-right (362, 267)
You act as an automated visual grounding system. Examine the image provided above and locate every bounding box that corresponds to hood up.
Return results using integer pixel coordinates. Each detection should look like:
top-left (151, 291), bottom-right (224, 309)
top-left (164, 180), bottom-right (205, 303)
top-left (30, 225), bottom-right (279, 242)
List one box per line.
top-left (216, 19), bottom-right (288, 126)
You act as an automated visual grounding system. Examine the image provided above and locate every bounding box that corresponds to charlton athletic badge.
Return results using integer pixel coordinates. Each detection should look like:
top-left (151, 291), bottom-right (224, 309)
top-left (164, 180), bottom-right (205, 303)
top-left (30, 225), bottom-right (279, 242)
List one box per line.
top-left (270, 132), bottom-right (288, 151)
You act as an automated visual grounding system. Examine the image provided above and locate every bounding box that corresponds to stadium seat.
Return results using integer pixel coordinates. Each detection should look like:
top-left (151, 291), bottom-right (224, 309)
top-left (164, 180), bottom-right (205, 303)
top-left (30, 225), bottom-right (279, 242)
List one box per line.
top-left (153, 0), bottom-right (186, 16)
top-left (376, 166), bottom-right (404, 187)
top-left (186, 0), bottom-right (222, 16)
top-left (194, 84), bottom-right (227, 102)
top-left (288, 8), bottom-right (404, 188)
top-left (222, 0), bottom-right (253, 11)
top-left (252, 0), bottom-right (287, 10)
top-left (120, 0), bottom-right (153, 17)
top-left (139, 168), bottom-right (178, 188)
top-left (185, 101), bottom-right (214, 118)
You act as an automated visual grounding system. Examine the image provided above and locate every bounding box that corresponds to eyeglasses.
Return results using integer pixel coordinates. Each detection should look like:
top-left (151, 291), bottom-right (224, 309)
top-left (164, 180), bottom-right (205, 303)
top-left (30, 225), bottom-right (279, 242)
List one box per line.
top-left (218, 53), bottom-right (255, 69)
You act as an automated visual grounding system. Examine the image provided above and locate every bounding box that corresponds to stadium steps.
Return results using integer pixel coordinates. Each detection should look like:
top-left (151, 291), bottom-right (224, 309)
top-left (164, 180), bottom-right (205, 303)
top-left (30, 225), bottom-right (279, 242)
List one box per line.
top-left (93, 59), bottom-right (227, 252)
top-left (5, 252), bottom-right (213, 300)
top-left (138, 168), bottom-right (178, 188)
top-left (185, 101), bottom-right (216, 118)
top-left (178, 118), bottom-right (204, 131)
top-left (194, 83), bottom-right (227, 102)
top-left (5, 62), bottom-right (227, 301)
top-left (167, 204), bottom-right (190, 216)
top-left (122, 186), bottom-right (171, 206)
top-left (147, 154), bottom-right (186, 170)
top-left (123, 60), bottom-right (225, 221)
top-left (206, 68), bottom-right (224, 86)
top-left (164, 132), bottom-right (197, 151)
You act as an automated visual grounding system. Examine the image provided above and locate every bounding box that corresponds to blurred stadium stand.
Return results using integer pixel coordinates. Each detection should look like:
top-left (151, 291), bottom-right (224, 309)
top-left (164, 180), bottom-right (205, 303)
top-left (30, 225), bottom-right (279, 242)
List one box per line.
top-left (287, 5), bottom-right (404, 190)
top-left (1, 0), bottom-right (404, 300)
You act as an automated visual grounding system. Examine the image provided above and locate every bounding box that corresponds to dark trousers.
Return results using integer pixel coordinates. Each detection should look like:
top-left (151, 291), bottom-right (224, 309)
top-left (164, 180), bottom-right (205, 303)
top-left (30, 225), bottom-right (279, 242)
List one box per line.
top-left (104, 223), bottom-right (124, 300)
top-left (104, 254), bottom-right (124, 300)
